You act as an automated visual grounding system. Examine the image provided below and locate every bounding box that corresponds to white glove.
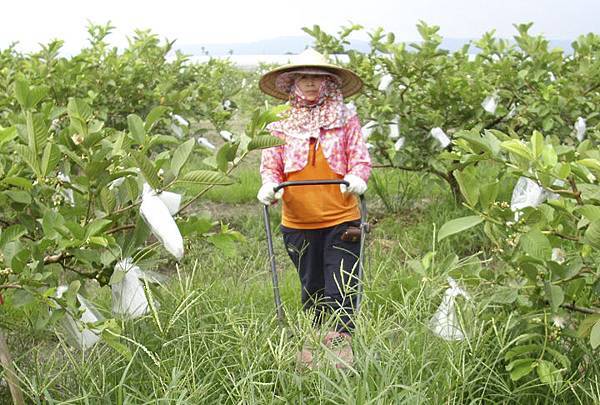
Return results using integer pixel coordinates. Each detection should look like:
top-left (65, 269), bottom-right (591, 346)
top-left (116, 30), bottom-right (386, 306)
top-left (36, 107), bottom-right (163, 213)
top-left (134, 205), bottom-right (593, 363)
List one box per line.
top-left (257, 182), bottom-right (284, 205)
top-left (340, 174), bottom-right (367, 195)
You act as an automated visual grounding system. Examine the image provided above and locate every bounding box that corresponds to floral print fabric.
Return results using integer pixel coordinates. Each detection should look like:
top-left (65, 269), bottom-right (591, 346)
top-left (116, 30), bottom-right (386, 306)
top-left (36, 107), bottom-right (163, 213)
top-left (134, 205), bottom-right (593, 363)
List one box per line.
top-left (260, 110), bottom-right (371, 185)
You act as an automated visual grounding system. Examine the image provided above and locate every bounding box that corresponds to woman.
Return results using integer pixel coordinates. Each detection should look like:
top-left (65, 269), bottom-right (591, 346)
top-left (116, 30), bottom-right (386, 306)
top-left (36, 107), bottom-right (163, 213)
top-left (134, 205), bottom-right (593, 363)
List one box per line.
top-left (257, 48), bottom-right (371, 368)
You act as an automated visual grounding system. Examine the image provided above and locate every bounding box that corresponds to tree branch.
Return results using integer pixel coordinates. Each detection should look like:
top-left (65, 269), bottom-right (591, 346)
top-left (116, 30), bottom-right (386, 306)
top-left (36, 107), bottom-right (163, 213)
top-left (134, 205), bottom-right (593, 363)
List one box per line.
top-left (107, 224), bottom-right (136, 235)
top-left (561, 303), bottom-right (600, 315)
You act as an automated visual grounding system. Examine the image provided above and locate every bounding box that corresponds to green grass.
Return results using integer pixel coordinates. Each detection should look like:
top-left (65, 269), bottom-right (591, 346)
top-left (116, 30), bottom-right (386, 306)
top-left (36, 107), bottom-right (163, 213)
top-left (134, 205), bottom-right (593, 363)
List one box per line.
top-left (2, 169), bottom-right (599, 403)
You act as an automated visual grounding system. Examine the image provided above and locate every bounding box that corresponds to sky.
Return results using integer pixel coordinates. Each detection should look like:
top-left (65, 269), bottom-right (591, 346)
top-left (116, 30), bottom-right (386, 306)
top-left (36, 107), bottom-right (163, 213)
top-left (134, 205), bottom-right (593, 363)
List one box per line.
top-left (1, 0), bottom-right (598, 53)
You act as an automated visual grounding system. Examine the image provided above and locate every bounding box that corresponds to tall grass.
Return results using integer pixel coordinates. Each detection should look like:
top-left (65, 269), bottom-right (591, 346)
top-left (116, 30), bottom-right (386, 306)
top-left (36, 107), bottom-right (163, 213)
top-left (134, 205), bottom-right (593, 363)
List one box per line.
top-left (1, 169), bottom-right (598, 403)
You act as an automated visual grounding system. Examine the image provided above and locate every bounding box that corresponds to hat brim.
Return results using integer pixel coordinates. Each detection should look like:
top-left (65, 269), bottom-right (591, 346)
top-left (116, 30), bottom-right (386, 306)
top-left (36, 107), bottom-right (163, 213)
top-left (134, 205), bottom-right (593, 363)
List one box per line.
top-left (259, 63), bottom-right (363, 100)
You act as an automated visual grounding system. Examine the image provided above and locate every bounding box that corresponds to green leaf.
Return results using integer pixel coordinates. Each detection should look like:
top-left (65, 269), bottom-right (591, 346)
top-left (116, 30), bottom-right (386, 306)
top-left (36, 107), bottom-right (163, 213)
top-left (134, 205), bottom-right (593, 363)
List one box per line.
top-left (41, 143), bottom-right (61, 176)
top-left (501, 139), bottom-right (533, 160)
top-left (504, 344), bottom-right (539, 361)
top-left (2, 177), bottom-right (33, 190)
top-left (507, 358), bottom-right (536, 381)
top-left (247, 135), bottom-right (286, 151)
top-left (555, 162), bottom-right (571, 179)
top-left (520, 229), bottom-right (552, 260)
top-left (577, 314), bottom-right (600, 338)
top-left (132, 152), bottom-right (161, 190)
top-left (0, 225), bottom-right (27, 248)
top-left (5, 190), bottom-right (32, 204)
top-left (591, 320), bottom-right (600, 349)
top-left (67, 98), bottom-right (93, 122)
top-left (455, 130), bottom-right (492, 154)
top-left (171, 139), bottom-right (195, 177)
top-left (15, 79), bottom-right (48, 110)
top-left (536, 360), bottom-right (559, 386)
top-left (127, 114), bottom-right (146, 144)
top-left (577, 205), bottom-right (600, 221)
top-left (26, 111), bottom-right (48, 156)
top-left (479, 181), bottom-right (499, 208)
top-left (577, 158), bottom-right (600, 173)
top-left (14, 79), bottom-right (29, 109)
top-left (454, 170), bottom-right (479, 207)
top-left (0, 126), bottom-right (18, 147)
top-left (14, 144), bottom-right (41, 176)
top-left (145, 106), bottom-right (168, 131)
top-left (584, 219), bottom-right (600, 249)
top-left (147, 135), bottom-right (180, 149)
top-left (531, 130), bottom-right (543, 158)
top-left (545, 283), bottom-right (564, 312)
top-left (541, 144), bottom-right (558, 168)
top-left (41, 210), bottom-right (65, 240)
top-left (173, 170), bottom-right (233, 187)
top-left (100, 188), bottom-right (116, 213)
top-left (491, 287), bottom-right (518, 304)
top-left (216, 143), bottom-right (238, 172)
top-left (437, 216), bottom-right (483, 241)
top-left (85, 219), bottom-right (112, 238)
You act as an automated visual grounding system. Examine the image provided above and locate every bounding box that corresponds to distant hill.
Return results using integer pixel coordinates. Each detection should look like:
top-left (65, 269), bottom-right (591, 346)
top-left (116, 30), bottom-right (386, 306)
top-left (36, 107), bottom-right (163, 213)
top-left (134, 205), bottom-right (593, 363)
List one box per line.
top-left (177, 35), bottom-right (574, 56)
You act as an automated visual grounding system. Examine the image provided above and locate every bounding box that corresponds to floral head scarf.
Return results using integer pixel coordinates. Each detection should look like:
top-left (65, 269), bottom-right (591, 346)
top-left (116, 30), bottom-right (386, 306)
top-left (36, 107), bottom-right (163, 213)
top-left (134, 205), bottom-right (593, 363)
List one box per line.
top-left (268, 73), bottom-right (349, 139)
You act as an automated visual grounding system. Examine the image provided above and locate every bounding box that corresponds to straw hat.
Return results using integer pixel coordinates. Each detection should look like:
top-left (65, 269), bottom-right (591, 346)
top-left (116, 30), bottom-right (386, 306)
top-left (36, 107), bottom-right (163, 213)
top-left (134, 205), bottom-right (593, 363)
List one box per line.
top-left (259, 48), bottom-right (363, 100)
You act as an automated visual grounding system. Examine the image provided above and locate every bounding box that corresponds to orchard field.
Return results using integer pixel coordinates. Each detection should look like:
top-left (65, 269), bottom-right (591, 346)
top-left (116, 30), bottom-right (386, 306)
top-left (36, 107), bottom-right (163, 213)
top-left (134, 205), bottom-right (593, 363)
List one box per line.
top-left (1, 22), bottom-right (600, 403)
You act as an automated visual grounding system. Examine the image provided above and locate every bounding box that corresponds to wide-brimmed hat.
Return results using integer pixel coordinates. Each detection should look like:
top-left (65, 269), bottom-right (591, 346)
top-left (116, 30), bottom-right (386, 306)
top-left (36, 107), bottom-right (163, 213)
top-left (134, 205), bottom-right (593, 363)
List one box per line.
top-left (259, 48), bottom-right (363, 100)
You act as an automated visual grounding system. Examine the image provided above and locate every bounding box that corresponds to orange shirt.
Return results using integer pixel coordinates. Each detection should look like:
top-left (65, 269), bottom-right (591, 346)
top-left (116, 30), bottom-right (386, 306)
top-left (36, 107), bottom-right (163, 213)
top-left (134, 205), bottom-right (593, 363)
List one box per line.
top-left (282, 138), bottom-right (360, 229)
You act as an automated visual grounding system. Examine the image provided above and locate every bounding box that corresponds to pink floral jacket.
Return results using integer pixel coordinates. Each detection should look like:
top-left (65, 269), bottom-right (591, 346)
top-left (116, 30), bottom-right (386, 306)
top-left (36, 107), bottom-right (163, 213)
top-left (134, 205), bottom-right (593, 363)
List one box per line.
top-left (260, 113), bottom-right (371, 185)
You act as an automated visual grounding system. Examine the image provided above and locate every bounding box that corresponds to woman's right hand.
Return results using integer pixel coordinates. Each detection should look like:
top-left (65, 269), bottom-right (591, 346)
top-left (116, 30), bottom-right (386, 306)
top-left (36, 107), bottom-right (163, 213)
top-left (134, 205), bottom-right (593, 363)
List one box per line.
top-left (257, 182), bottom-right (284, 205)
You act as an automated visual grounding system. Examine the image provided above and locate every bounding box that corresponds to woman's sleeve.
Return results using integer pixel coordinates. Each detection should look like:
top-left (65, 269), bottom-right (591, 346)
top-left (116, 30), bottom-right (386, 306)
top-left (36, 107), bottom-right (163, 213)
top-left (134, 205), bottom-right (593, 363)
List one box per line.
top-left (345, 115), bottom-right (371, 182)
top-left (259, 131), bottom-right (285, 185)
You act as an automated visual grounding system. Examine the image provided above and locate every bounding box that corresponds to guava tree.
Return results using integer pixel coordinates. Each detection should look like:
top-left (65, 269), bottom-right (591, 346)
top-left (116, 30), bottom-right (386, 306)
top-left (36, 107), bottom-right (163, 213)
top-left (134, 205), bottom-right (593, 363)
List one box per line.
top-left (305, 23), bottom-right (599, 203)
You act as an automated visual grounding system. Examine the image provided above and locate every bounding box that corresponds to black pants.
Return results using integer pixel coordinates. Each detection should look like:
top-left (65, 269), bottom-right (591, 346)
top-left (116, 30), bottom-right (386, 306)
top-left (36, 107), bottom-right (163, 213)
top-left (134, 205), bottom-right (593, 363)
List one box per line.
top-left (281, 220), bottom-right (361, 334)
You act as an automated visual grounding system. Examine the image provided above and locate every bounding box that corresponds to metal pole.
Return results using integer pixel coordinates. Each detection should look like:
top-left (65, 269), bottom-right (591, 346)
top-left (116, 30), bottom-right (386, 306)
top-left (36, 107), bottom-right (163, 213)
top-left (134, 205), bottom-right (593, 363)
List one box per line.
top-left (355, 195), bottom-right (368, 313)
top-left (262, 204), bottom-right (285, 326)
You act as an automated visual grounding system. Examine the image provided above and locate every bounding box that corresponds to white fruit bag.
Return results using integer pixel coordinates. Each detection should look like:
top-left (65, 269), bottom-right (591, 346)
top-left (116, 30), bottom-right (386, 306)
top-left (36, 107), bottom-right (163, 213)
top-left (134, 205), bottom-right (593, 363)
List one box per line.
top-left (481, 93), bottom-right (499, 114)
top-left (197, 137), bottom-right (216, 150)
top-left (219, 130), bottom-right (233, 142)
top-left (430, 127), bottom-right (451, 148)
top-left (394, 137), bottom-right (405, 151)
top-left (140, 185), bottom-right (184, 260)
top-left (430, 277), bottom-right (470, 341)
top-left (378, 74), bottom-right (393, 92)
top-left (510, 177), bottom-right (547, 221)
top-left (111, 258), bottom-right (149, 319)
top-left (55, 286), bottom-right (102, 349)
top-left (574, 117), bottom-right (586, 142)
top-left (361, 121), bottom-right (377, 141)
top-left (389, 117), bottom-right (400, 140)
top-left (57, 172), bottom-right (75, 205)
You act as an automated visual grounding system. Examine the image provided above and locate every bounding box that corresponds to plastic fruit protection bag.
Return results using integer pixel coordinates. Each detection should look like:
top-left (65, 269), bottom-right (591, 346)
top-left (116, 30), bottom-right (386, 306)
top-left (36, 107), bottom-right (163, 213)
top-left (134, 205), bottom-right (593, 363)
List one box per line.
top-left (55, 286), bottom-right (103, 350)
top-left (139, 183), bottom-right (184, 260)
top-left (430, 277), bottom-right (470, 341)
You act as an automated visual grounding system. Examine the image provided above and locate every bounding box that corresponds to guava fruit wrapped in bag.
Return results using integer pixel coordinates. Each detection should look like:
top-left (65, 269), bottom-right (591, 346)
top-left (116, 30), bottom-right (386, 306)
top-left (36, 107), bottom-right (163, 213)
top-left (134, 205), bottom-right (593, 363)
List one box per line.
top-left (139, 183), bottom-right (184, 260)
top-left (55, 286), bottom-right (103, 350)
top-left (111, 258), bottom-right (167, 319)
top-left (430, 277), bottom-right (470, 341)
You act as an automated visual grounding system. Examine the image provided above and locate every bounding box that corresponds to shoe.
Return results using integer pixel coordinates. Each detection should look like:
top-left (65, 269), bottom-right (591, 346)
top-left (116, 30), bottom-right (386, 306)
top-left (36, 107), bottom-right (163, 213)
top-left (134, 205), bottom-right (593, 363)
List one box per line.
top-left (323, 331), bottom-right (354, 369)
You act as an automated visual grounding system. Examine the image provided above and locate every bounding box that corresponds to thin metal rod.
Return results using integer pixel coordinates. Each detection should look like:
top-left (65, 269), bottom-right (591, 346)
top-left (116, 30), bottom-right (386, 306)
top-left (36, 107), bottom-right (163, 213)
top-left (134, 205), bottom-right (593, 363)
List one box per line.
top-left (262, 204), bottom-right (285, 325)
top-left (355, 195), bottom-right (368, 313)
top-left (273, 179), bottom-right (349, 193)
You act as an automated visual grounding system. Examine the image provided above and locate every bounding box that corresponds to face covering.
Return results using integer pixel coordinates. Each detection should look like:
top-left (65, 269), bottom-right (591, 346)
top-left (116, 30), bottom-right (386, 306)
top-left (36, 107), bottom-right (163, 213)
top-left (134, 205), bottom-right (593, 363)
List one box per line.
top-left (270, 77), bottom-right (347, 139)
